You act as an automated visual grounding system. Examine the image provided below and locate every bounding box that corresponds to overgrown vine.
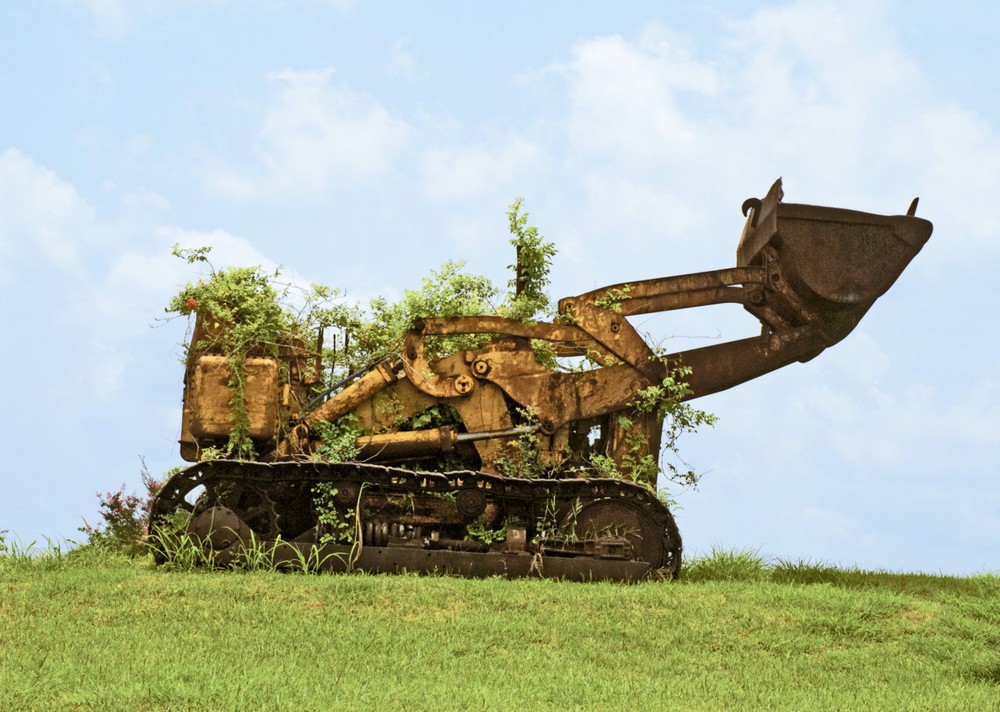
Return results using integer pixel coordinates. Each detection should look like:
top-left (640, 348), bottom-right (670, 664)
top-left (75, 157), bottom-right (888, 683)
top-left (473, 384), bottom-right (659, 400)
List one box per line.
top-left (165, 200), bottom-right (559, 460)
top-left (164, 199), bottom-right (714, 504)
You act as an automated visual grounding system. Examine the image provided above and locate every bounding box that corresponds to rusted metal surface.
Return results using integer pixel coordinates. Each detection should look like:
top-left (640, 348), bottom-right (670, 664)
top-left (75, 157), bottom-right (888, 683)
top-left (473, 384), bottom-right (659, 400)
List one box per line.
top-left (738, 179), bottom-right (932, 308)
top-left (304, 361), bottom-right (399, 426)
top-left (162, 179), bottom-right (931, 580)
top-left (152, 461), bottom-right (680, 581)
top-left (187, 355), bottom-right (279, 440)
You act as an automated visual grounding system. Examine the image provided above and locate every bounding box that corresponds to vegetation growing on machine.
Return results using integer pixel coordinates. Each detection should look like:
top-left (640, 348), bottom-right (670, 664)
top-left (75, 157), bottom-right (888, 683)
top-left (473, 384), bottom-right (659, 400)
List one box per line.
top-left (164, 199), bottom-right (711, 486)
top-left (165, 201), bottom-right (569, 460)
top-left (591, 364), bottom-right (719, 489)
top-left (152, 180), bottom-right (932, 581)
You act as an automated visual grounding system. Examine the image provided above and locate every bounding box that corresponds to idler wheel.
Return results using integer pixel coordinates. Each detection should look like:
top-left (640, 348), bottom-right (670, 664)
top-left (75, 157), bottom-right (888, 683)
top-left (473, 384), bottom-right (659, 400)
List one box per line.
top-left (565, 498), bottom-right (666, 569)
top-left (189, 505), bottom-right (252, 553)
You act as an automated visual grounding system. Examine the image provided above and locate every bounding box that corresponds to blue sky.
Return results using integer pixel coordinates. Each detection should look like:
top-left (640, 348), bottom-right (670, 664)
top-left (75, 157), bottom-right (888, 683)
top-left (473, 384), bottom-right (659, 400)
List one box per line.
top-left (1, 0), bottom-right (997, 574)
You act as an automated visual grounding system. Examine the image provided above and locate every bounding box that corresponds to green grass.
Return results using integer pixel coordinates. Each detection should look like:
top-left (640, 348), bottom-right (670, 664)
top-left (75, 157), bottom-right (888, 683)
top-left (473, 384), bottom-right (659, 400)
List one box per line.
top-left (1, 546), bottom-right (997, 711)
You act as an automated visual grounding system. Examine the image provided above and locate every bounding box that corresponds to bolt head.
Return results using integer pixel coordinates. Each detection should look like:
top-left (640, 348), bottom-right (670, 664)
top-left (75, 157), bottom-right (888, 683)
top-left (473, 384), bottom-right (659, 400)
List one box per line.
top-left (455, 375), bottom-right (475, 394)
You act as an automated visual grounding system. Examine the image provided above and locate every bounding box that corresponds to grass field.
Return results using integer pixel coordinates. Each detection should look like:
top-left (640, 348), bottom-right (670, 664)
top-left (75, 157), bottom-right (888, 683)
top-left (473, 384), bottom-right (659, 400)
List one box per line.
top-left (1, 545), bottom-right (997, 711)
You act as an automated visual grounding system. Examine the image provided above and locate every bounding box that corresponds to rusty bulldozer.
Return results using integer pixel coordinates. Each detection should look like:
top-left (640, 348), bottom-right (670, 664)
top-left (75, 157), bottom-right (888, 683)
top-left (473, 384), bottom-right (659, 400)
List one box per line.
top-left (150, 179), bottom-right (932, 580)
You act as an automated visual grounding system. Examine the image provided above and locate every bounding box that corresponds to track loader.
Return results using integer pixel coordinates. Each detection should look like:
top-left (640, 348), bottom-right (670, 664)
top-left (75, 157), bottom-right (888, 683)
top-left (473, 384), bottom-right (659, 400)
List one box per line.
top-left (150, 179), bottom-right (932, 580)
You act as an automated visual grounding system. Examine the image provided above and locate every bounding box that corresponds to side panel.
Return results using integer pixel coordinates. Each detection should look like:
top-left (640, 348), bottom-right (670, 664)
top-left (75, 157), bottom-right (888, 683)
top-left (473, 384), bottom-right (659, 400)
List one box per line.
top-left (184, 355), bottom-right (280, 443)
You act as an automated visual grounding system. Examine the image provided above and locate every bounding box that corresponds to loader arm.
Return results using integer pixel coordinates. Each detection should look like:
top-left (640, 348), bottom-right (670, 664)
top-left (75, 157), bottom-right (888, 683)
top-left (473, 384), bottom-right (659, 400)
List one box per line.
top-left (555, 177), bottom-right (932, 400)
top-left (292, 178), bottom-right (930, 467)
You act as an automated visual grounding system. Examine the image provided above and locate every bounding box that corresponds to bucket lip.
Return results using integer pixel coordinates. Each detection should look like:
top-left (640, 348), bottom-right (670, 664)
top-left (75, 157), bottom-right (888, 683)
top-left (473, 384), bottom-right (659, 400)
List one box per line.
top-left (778, 202), bottom-right (933, 250)
top-left (779, 201), bottom-right (931, 227)
top-left (737, 178), bottom-right (934, 267)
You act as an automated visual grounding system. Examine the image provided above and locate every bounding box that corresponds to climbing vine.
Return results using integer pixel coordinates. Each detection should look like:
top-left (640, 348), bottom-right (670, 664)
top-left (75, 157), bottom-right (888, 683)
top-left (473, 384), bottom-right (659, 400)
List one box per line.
top-left (590, 363), bottom-right (719, 495)
top-left (632, 363), bottom-right (719, 486)
top-left (167, 246), bottom-right (291, 458)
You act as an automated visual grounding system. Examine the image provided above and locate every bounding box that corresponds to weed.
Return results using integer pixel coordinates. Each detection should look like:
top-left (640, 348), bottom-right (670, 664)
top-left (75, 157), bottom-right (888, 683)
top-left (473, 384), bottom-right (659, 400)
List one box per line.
top-left (631, 363), bottom-right (718, 488)
top-left (532, 495), bottom-right (583, 548)
top-left (465, 516), bottom-right (506, 546)
top-left (0, 535), bottom-right (76, 571)
top-left (593, 284), bottom-right (632, 312)
top-left (280, 541), bottom-right (350, 574)
top-left (165, 200), bottom-right (555, 434)
top-left (312, 415), bottom-right (362, 463)
top-left (146, 511), bottom-right (211, 572)
top-left (312, 483), bottom-right (356, 545)
top-left (167, 247), bottom-right (293, 458)
top-left (198, 445), bottom-right (226, 461)
top-left (770, 557), bottom-right (847, 585)
top-left (404, 403), bottom-right (462, 431)
top-left (505, 198), bottom-right (557, 322)
top-left (148, 509), bottom-right (349, 574)
top-left (683, 546), bottom-right (768, 582)
top-left (496, 408), bottom-right (548, 479)
top-left (533, 495), bottom-right (561, 539)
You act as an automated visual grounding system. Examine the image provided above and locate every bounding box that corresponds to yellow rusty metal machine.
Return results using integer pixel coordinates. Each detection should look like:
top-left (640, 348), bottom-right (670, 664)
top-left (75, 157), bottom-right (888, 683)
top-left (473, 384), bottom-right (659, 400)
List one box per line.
top-left (150, 179), bottom-right (932, 580)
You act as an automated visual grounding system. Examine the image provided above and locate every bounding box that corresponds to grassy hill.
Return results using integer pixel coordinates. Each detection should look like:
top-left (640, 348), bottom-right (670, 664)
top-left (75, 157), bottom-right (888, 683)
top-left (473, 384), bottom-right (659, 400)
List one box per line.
top-left (1, 546), bottom-right (997, 711)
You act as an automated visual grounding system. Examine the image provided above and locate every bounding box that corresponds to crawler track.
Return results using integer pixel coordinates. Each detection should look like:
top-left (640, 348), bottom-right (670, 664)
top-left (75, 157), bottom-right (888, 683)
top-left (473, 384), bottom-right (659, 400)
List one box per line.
top-left (149, 461), bottom-right (682, 581)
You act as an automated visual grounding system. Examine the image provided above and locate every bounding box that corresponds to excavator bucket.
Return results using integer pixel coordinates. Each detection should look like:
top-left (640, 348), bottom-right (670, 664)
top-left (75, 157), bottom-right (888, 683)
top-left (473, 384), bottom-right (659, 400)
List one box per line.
top-left (737, 179), bottom-right (932, 311)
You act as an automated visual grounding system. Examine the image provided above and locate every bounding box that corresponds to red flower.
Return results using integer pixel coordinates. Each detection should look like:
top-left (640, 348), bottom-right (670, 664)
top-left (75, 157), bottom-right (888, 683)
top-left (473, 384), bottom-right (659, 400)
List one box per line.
top-left (185, 297), bottom-right (198, 312)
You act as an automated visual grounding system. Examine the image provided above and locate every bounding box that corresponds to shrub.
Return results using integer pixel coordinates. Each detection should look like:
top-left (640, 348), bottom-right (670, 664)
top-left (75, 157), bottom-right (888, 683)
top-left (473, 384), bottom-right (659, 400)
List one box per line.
top-left (79, 459), bottom-right (163, 557)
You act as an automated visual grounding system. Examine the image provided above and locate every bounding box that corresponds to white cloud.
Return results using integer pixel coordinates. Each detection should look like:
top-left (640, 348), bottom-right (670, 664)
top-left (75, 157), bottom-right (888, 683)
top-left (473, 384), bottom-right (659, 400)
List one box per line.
top-left (78, 0), bottom-right (133, 38)
top-left (547, 1), bottom-right (981, 206)
top-left (943, 379), bottom-right (1000, 447)
top-left (421, 136), bottom-right (543, 202)
top-left (0, 149), bottom-right (106, 288)
top-left (796, 506), bottom-right (871, 548)
top-left (552, 27), bottom-right (719, 168)
top-left (580, 172), bottom-right (709, 245)
top-left (889, 103), bottom-right (1000, 247)
top-left (8, 1), bottom-right (997, 573)
top-left (524, 0), bottom-right (1000, 303)
top-left (0, 147), bottom-right (287, 400)
top-left (206, 68), bottom-right (410, 199)
top-left (91, 60), bottom-right (114, 86)
top-left (73, 226), bottom-right (278, 396)
top-left (733, 1), bottom-right (918, 107)
top-left (385, 39), bottom-right (418, 80)
top-left (316, 0), bottom-right (356, 13)
top-left (155, 226), bottom-right (275, 273)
